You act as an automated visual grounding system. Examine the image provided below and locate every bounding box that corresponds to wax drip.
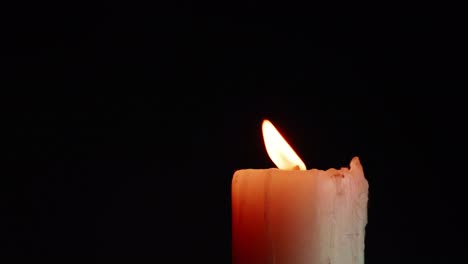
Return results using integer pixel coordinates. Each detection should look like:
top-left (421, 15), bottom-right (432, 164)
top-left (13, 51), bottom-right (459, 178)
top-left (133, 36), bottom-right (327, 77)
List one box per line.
top-left (264, 172), bottom-right (276, 264)
top-left (237, 174), bottom-right (247, 232)
top-left (329, 173), bottom-right (339, 264)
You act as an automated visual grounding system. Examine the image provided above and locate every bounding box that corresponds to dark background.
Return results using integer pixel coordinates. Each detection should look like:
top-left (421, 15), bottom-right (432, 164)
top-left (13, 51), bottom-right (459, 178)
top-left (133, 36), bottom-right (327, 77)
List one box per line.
top-left (2, 1), bottom-right (467, 263)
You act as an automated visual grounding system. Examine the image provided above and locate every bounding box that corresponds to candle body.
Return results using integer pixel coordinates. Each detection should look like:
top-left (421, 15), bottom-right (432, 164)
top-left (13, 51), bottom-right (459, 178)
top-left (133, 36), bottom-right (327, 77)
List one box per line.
top-left (232, 157), bottom-right (368, 264)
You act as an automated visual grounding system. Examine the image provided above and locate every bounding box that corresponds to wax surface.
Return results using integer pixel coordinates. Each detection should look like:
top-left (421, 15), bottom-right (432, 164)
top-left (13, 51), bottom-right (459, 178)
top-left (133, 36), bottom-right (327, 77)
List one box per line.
top-left (231, 157), bottom-right (368, 264)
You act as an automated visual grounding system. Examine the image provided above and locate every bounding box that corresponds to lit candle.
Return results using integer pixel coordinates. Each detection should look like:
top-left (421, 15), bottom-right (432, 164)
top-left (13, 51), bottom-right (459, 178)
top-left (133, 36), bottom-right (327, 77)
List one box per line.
top-left (232, 119), bottom-right (368, 264)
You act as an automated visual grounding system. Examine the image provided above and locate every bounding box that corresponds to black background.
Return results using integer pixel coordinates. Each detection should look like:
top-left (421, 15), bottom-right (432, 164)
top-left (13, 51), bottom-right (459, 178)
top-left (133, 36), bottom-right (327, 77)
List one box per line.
top-left (2, 1), bottom-right (467, 263)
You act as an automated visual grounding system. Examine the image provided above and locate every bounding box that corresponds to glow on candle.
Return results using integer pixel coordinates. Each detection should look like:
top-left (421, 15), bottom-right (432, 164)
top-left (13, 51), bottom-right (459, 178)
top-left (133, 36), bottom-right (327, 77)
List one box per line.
top-left (232, 119), bottom-right (368, 264)
top-left (262, 119), bottom-right (307, 170)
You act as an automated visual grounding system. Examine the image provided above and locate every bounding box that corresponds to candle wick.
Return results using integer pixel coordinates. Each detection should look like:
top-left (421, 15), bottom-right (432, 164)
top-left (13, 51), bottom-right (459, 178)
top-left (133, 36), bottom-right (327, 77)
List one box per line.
top-left (291, 165), bottom-right (300, 170)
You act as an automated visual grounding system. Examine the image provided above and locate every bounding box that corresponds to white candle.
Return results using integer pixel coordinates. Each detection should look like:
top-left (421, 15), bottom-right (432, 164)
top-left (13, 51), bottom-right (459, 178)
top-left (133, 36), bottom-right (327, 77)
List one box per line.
top-left (232, 120), bottom-right (368, 264)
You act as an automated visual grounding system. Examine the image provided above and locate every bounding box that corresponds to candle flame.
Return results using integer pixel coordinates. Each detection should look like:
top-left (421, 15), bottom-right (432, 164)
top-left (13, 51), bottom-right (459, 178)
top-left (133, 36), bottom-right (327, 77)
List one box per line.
top-left (262, 119), bottom-right (307, 170)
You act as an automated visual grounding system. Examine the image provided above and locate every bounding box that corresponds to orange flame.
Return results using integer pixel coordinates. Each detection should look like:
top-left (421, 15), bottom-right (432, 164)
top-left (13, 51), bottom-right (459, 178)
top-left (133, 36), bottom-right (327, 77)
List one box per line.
top-left (262, 119), bottom-right (306, 170)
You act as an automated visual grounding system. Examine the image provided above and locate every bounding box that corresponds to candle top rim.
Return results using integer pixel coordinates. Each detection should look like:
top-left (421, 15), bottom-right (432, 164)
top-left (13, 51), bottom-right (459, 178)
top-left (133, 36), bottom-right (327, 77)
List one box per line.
top-left (235, 156), bottom-right (363, 174)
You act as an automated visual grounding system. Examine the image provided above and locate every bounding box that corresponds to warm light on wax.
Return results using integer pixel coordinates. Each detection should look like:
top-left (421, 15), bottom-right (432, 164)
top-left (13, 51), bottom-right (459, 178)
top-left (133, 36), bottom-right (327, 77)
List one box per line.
top-left (232, 119), bottom-right (369, 264)
top-left (262, 119), bottom-right (307, 170)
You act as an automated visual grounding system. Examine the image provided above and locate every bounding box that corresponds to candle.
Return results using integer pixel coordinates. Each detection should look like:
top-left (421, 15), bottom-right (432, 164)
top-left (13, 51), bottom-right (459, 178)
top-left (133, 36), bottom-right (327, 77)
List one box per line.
top-left (232, 120), bottom-right (368, 264)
